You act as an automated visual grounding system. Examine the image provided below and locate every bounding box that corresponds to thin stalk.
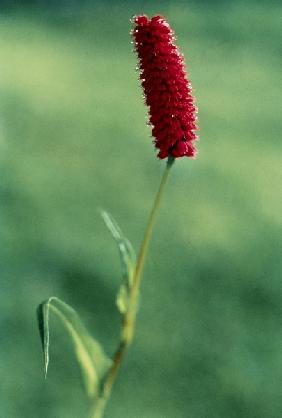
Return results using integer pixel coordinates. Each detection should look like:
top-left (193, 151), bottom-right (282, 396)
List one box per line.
top-left (90, 156), bottom-right (175, 418)
top-left (126, 155), bottom-right (175, 340)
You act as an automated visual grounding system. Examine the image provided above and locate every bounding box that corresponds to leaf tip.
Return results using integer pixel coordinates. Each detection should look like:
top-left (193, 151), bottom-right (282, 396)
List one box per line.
top-left (36, 301), bottom-right (50, 379)
top-left (44, 363), bottom-right (48, 379)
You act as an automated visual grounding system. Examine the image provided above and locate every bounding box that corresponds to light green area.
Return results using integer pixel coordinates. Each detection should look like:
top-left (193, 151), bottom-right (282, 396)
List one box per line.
top-left (0, 2), bottom-right (281, 418)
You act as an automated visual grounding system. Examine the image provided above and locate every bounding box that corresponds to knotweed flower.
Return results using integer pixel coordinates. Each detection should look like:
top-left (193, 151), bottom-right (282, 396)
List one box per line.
top-left (132, 15), bottom-right (198, 159)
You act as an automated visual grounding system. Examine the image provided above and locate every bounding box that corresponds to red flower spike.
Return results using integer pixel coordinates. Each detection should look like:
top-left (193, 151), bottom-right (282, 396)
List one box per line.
top-left (132, 15), bottom-right (198, 159)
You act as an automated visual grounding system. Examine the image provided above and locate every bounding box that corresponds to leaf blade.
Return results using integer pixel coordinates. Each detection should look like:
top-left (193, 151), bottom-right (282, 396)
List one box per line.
top-left (101, 210), bottom-right (136, 281)
top-left (36, 297), bottom-right (112, 398)
top-left (101, 210), bottom-right (136, 314)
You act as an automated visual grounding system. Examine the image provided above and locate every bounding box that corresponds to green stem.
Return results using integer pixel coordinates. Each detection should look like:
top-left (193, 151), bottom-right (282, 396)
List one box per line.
top-left (90, 156), bottom-right (175, 418)
top-left (126, 155), bottom-right (175, 341)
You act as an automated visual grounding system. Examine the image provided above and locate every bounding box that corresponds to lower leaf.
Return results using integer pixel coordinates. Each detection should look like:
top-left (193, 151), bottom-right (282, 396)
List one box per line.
top-left (37, 296), bottom-right (112, 398)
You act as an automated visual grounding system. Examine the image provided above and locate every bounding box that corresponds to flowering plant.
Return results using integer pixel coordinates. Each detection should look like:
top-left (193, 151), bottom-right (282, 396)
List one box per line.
top-left (37, 14), bottom-right (198, 418)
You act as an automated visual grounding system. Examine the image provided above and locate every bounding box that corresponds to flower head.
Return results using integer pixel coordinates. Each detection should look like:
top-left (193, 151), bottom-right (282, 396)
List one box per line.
top-left (132, 15), bottom-right (198, 159)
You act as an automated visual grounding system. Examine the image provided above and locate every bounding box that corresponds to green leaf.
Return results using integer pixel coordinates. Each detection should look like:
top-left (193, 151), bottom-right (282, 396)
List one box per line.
top-left (37, 297), bottom-right (112, 398)
top-left (101, 210), bottom-right (136, 282)
top-left (101, 210), bottom-right (136, 314)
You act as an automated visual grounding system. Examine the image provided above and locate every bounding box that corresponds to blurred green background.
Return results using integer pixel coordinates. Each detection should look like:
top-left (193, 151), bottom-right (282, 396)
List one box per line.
top-left (1, 1), bottom-right (281, 417)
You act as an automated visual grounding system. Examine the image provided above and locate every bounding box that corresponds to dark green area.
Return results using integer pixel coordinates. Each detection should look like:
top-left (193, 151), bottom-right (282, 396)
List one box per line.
top-left (0, 2), bottom-right (281, 417)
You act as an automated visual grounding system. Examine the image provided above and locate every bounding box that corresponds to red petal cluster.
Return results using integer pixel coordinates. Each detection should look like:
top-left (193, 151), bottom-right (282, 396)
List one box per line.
top-left (132, 15), bottom-right (198, 159)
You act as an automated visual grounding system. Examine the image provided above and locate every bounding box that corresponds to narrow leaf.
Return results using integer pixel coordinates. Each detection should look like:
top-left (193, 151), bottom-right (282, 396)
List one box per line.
top-left (101, 210), bottom-right (136, 282)
top-left (37, 297), bottom-right (112, 398)
top-left (101, 210), bottom-right (136, 313)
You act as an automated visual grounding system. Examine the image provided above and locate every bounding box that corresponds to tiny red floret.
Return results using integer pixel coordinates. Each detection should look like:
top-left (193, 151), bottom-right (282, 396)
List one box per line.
top-left (132, 15), bottom-right (198, 159)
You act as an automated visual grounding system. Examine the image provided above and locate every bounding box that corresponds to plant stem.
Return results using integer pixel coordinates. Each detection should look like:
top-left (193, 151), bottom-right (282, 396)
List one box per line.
top-left (126, 155), bottom-right (175, 341)
top-left (90, 156), bottom-right (175, 418)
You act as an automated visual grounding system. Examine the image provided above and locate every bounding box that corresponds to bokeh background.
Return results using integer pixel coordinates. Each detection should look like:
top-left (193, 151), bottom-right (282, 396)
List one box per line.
top-left (1, 1), bottom-right (281, 417)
